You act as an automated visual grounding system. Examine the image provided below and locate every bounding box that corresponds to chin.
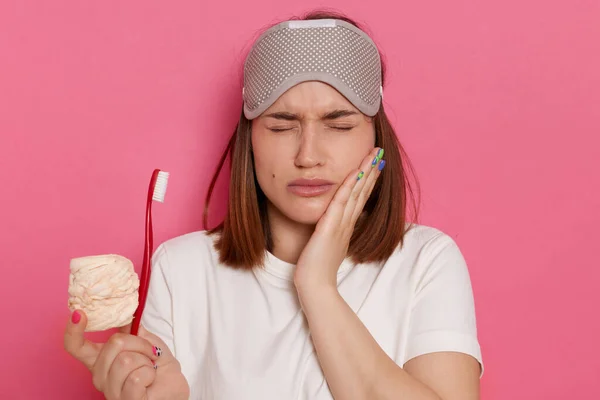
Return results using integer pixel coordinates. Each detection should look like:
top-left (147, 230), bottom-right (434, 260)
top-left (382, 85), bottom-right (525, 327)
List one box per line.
top-left (280, 197), bottom-right (329, 225)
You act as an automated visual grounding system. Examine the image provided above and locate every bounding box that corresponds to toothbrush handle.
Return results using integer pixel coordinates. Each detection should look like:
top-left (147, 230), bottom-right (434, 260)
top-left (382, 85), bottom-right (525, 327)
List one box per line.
top-left (131, 169), bottom-right (159, 336)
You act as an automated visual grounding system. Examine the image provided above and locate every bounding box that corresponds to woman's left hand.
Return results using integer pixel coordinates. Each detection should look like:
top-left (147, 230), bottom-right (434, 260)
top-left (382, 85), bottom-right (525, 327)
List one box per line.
top-left (294, 147), bottom-right (385, 292)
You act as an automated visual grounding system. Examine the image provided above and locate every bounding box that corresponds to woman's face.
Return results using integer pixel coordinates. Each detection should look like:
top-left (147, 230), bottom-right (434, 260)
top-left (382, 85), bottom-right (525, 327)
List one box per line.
top-left (251, 81), bottom-right (376, 225)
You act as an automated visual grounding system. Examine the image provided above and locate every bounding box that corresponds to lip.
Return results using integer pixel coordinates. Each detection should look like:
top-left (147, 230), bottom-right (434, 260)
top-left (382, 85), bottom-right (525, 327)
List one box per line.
top-left (288, 178), bottom-right (335, 186)
top-left (287, 178), bottom-right (335, 197)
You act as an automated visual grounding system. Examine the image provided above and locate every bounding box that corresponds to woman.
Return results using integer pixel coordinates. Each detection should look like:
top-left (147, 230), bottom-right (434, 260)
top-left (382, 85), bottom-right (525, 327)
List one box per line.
top-left (64, 10), bottom-right (483, 400)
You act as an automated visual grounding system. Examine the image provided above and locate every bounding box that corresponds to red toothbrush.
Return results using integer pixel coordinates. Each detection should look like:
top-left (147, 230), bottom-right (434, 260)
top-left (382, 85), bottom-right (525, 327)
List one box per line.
top-left (131, 169), bottom-right (169, 336)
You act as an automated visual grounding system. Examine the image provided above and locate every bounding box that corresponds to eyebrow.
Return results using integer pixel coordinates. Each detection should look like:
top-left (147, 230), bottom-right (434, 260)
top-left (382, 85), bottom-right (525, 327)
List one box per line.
top-left (263, 109), bottom-right (359, 121)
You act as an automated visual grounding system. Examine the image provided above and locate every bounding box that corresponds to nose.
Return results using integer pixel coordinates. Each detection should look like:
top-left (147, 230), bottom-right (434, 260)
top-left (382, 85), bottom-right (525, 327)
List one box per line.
top-left (294, 124), bottom-right (325, 169)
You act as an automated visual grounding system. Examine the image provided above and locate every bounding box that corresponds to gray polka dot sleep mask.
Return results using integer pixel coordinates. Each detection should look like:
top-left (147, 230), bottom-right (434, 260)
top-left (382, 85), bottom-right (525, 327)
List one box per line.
top-left (242, 19), bottom-right (383, 119)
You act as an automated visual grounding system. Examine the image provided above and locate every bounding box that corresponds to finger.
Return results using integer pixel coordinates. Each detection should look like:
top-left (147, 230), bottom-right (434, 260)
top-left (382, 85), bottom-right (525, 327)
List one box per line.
top-left (121, 364), bottom-right (156, 399)
top-left (107, 351), bottom-right (156, 399)
top-left (92, 332), bottom-right (161, 392)
top-left (138, 324), bottom-right (171, 360)
top-left (63, 309), bottom-right (102, 370)
top-left (351, 150), bottom-right (385, 224)
top-left (316, 166), bottom-right (362, 233)
top-left (343, 147), bottom-right (383, 225)
top-left (321, 147), bottom-right (381, 232)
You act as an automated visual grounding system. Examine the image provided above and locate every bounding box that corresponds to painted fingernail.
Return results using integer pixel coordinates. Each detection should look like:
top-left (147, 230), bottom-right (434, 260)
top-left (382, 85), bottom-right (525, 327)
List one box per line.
top-left (378, 160), bottom-right (386, 171)
top-left (371, 156), bottom-right (378, 167)
top-left (376, 148), bottom-right (384, 162)
top-left (357, 171), bottom-right (364, 180)
top-left (153, 346), bottom-right (162, 357)
top-left (71, 310), bottom-right (81, 324)
top-left (151, 360), bottom-right (158, 370)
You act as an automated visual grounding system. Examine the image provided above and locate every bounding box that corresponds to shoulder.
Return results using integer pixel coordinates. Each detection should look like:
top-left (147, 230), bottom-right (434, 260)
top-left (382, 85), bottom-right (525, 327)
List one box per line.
top-left (399, 223), bottom-right (462, 256)
top-left (151, 230), bottom-right (220, 272)
top-left (157, 229), bottom-right (218, 254)
top-left (390, 223), bottom-right (471, 282)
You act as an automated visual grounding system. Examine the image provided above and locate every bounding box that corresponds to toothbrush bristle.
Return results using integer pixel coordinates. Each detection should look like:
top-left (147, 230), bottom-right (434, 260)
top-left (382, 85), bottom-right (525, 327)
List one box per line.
top-left (152, 171), bottom-right (169, 203)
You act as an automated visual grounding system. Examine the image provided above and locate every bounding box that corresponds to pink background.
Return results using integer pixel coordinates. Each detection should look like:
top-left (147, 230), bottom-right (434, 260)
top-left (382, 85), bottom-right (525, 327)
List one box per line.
top-left (1, 0), bottom-right (598, 398)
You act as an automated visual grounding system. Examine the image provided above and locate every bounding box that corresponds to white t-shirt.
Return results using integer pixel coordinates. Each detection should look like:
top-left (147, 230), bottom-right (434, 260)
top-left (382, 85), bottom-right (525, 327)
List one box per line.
top-left (141, 223), bottom-right (483, 399)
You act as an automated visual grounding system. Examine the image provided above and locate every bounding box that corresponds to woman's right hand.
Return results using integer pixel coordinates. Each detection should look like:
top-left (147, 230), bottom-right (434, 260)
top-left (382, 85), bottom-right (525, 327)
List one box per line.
top-left (64, 310), bottom-right (190, 400)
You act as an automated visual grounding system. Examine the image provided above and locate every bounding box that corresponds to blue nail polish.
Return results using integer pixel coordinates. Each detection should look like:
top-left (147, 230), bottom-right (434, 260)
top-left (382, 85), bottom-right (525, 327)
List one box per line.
top-left (371, 156), bottom-right (379, 168)
top-left (378, 160), bottom-right (386, 171)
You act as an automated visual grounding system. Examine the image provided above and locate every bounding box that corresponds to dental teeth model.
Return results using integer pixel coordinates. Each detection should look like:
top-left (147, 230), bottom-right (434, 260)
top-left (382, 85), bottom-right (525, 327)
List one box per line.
top-left (68, 254), bottom-right (139, 331)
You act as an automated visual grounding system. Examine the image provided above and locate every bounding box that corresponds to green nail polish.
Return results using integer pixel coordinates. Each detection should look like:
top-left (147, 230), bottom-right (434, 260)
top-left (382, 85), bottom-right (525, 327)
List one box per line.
top-left (376, 148), bottom-right (385, 162)
top-left (357, 171), bottom-right (364, 180)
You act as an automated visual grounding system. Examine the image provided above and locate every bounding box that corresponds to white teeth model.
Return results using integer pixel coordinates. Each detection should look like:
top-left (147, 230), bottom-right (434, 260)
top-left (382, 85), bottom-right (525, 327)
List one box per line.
top-left (68, 254), bottom-right (139, 331)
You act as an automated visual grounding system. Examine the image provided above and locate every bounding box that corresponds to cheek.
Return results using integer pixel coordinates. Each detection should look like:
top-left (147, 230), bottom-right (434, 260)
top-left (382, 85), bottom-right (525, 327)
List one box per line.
top-left (331, 130), bottom-right (375, 170)
top-left (252, 138), bottom-right (286, 194)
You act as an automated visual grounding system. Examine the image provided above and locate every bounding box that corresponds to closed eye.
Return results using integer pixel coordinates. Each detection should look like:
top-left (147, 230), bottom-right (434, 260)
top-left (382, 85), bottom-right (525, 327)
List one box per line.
top-left (268, 125), bottom-right (355, 132)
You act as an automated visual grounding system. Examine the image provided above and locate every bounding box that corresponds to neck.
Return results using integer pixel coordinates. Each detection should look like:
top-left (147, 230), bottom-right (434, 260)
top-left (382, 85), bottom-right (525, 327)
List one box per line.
top-left (267, 202), bottom-right (314, 264)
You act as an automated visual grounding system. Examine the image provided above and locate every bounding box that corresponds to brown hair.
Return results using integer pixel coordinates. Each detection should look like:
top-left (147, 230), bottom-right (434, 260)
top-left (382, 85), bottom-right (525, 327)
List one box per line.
top-left (203, 9), bottom-right (420, 268)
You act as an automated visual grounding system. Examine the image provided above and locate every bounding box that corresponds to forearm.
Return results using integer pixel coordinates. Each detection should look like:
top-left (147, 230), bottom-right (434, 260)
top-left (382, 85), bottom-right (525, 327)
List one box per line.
top-left (297, 285), bottom-right (441, 400)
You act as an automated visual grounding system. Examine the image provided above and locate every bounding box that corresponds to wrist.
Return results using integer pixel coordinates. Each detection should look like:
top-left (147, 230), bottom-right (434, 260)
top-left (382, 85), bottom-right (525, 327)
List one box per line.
top-left (294, 278), bottom-right (339, 305)
top-left (293, 266), bottom-right (338, 293)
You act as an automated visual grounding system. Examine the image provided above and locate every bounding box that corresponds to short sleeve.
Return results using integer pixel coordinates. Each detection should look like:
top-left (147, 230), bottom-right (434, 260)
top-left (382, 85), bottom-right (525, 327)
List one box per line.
top-left (404, 233), bottom-right (483, 375)
top-left (140, 243), bottom-right (176, 355)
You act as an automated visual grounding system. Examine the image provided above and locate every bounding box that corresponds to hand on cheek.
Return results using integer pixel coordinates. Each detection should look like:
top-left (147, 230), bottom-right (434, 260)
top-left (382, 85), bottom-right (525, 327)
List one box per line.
top-left (293, 147), bottom-right (385, 290)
